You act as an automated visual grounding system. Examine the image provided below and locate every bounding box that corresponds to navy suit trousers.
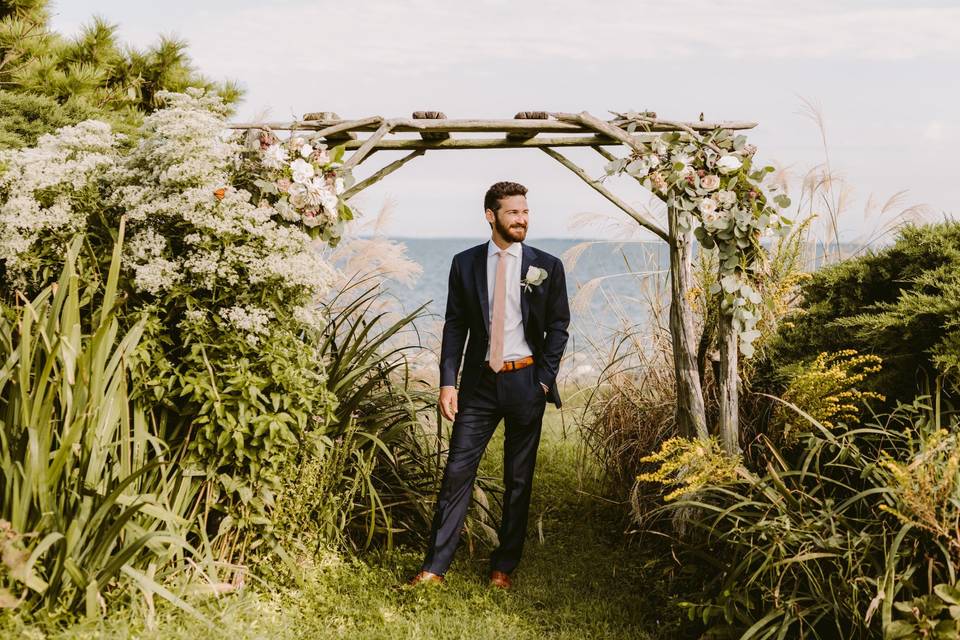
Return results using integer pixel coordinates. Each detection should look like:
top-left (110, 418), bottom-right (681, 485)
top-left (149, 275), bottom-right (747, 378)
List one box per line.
top-left (421, 362), bottom-right (548, 576)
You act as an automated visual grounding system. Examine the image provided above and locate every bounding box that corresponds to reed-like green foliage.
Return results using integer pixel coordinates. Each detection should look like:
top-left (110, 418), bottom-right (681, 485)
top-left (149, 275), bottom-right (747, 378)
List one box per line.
top-left (271, 278), bottom-right (440, 558)
top-left (0, 228), bottom-right (206, 619)
top-left (667, 390), bottom-right (959, 639)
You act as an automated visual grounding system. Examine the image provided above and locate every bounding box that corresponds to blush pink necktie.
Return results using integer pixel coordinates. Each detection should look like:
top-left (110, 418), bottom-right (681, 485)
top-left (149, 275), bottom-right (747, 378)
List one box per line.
top-left (488, 249), bottom-right (508, 372)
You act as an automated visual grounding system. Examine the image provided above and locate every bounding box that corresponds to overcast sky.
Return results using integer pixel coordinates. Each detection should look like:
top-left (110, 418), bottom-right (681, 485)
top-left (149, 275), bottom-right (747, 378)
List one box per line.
top-left (51, 1), bottom-right (959, 241)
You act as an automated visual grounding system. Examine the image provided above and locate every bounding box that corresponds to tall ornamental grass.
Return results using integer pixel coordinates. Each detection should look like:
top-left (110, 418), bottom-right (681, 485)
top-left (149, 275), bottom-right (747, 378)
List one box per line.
top-left (0, 228), bottom-right (208, 619)
top-left (655, 388), bottom-right (960, 639)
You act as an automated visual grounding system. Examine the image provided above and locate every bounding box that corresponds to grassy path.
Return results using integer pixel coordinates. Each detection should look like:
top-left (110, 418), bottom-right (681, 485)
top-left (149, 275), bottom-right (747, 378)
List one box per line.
top-left (10, 405), bottom-right (686, 639)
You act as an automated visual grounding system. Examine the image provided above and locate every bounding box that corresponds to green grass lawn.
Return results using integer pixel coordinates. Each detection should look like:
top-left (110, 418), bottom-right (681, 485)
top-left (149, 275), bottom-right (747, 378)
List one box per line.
top-left (4, 403), bottom-right (690, 639)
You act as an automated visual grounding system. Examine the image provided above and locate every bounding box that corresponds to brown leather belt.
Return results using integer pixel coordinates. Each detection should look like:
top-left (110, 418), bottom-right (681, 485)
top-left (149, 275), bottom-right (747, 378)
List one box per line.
top-left (485, 355), bottom-right (535, 373)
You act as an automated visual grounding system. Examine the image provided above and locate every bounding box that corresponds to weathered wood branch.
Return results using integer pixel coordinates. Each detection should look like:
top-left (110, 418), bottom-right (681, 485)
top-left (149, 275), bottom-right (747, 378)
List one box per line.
top-left (667, 205), bottom-right (709, 442)
top-left (341, 120), bottom-right (394, 170)
top-left (335, 135), bottom-right (640, 150)
top-left (569, 111), bottom-right (652, 154)
top-left (541, 147), bottom-right (668, 242)
top-left (413, 111), bottom-right (450, 140)
top-left (591, 145), bottom-right (619, 164)
top-left (228, 117), bottom-right (757, 134)
top-left (342, 149), bottom-right (425, 200)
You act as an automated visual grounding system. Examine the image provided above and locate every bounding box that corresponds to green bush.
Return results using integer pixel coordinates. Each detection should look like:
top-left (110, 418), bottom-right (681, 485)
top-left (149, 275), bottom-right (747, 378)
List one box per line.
top-left (766, 221), bottom-right (960, 402)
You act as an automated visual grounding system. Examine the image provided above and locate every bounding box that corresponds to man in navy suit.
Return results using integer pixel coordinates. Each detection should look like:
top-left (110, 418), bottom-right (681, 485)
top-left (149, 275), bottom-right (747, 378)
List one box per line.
top-left (408, 181), bottom-right (570, 589)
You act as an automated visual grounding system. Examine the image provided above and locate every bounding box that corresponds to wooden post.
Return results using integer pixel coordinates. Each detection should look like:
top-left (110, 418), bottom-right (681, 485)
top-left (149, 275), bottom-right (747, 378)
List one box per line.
top-left (668, 205), bottom-right (709, 442)
top-left (717, 311), bottom-right (739, 453)
top-left (590, 141), bottom-right (710, 442)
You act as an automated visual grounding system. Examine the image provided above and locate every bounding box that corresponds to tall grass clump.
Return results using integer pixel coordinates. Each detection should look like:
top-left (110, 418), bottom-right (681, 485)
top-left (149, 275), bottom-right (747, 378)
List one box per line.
top-left (0, 230), bottom-right (208, 620)
top-left (271, 278), bottom-right (439, 557)
top-left (650, 387), bottom-right (960, 639)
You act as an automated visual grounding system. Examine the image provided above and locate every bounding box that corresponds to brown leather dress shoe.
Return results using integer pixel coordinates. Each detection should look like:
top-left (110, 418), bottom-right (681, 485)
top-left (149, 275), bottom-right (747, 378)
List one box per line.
top-left (489, 570), bottom-right (512, 589)
top-left (406, 569), bottom-right (445, 587)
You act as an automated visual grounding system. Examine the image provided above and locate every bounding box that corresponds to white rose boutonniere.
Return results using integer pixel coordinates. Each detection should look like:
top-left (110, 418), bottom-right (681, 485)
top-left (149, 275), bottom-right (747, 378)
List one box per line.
top-left (521, 266), bottom-right (548, 292)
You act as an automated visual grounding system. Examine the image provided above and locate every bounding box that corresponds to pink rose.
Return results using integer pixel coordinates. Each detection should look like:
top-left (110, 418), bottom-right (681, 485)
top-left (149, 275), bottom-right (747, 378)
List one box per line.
top-left (701, 174), bottom-right (721, 191)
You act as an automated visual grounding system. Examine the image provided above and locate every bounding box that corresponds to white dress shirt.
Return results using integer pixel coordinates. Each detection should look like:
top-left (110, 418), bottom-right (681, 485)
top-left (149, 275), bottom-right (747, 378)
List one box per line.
top-left (484, 240), bottom-right (532, 362)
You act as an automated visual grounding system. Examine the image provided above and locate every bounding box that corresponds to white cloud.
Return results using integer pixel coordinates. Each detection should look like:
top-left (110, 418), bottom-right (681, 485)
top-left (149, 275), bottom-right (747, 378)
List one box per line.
top-left (176, 0), bottom-right (960, 82)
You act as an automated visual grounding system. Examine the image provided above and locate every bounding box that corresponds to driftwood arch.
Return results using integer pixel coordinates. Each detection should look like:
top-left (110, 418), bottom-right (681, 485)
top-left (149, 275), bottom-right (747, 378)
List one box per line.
top-left (230, 110), bottom-right (760, 452)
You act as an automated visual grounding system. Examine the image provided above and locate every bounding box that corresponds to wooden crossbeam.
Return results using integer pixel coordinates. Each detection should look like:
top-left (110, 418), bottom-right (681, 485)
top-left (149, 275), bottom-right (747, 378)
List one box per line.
top-left (229, 117), bottom-right (757, 134)
top-left (334, 135), bottom-right (650, 151)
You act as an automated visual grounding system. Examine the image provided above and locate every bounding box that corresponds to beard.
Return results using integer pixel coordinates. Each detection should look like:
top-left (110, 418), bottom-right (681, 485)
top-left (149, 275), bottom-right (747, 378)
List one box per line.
top-left (494, 215), bottom-right (527, 242)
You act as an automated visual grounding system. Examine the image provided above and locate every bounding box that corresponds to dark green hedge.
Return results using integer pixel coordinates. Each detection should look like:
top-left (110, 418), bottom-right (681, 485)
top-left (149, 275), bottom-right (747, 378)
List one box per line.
top-left (766, 220), bottom-right (960, 402)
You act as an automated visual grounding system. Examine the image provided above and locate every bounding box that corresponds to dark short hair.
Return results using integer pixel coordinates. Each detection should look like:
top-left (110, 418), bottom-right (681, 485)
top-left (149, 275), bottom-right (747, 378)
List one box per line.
top-left (484, 181), bottom-right (527, 213)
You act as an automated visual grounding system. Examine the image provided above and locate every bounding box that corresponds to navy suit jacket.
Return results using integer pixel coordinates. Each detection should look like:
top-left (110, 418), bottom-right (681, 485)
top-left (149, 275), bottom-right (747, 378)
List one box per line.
top-left (439, 242), bottom-right (570, 408)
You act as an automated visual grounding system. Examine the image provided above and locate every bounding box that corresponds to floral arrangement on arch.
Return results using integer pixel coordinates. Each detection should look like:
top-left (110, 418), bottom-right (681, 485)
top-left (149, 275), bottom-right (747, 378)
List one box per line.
top-left (240, 128), bottom-right (355, 247)
top-left (603, 124), bottom-right (793, 357)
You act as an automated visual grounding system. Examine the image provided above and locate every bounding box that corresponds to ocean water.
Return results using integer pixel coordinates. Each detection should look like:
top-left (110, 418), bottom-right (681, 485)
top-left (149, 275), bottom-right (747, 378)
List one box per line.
top-left (383, 237), bottom-right (671, 363)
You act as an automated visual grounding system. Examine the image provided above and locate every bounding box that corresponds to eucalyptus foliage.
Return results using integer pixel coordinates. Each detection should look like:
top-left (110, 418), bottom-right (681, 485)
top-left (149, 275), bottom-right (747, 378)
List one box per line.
top-left (604, 124), bottom-right (792, 357)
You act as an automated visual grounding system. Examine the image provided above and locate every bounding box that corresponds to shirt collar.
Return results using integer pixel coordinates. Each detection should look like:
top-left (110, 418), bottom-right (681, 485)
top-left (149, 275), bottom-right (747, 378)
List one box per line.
top-left (487, 239), bottom-right (522, 258)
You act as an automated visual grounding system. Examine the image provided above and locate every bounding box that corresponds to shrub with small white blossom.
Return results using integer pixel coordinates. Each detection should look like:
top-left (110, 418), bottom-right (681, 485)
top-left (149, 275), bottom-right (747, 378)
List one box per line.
top-left (0, 89), bottom-right (356, 553)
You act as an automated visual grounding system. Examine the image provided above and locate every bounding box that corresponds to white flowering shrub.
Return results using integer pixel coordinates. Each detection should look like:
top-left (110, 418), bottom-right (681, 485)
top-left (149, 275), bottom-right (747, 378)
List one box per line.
top-left (604, 125), bottom-right (792, 357)
top-left (0, 89), bottom-right (355, 552)
top-left (0, 119), bottom-right (121, 289)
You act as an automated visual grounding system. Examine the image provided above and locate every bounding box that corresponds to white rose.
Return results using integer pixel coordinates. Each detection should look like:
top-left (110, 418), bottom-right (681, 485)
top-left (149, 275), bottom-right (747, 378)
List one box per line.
top-left (701, 174), bottom-right (721, 191)
top-left (290, 158), bottom-right (315, 184)
top-left (262, 144), bottom-right (288, 169)
top-left (698, 198), bottom-right (718, 216)
top-left (288, 182), bottom-right (309, 208)
top-left (299, 143), bottom-right (313, 159)
top-left (717, 189), bottom-right (737, 206)
top-left (717, 155), bottom-right (742, 174)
